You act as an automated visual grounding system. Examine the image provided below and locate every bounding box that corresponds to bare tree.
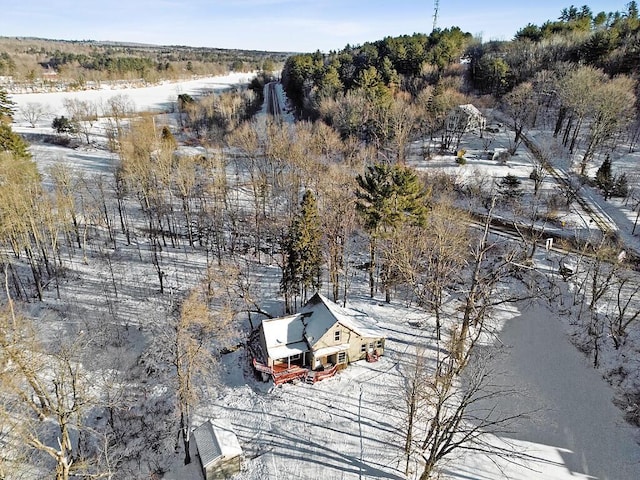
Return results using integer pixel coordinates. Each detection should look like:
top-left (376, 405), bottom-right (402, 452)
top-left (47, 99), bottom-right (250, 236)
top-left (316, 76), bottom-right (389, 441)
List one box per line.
top-left (568, 241), bottom-right (626, 367)
top-left (501, 82), bottom-right (536, 155)
top-left (397, 347), bottom-right (430, 476)
top-left (399, 339), bottom-right (527, 480)
top-left (580, 75), bottom-right (636, 175)
top-left (170, 264), bottom-right (239, 465)
top-left (318, 163), bottom-right (357, 305)
top-left (420, 200), bottom-right (469, 339)
top-left (172, 288), bottom-right (212, 465)
top-left (0, 304), bottom-right (98, 480)
top-left (20, 102), bottom-right (49, 128)
top-left (458, 196), bottom-right (521, 359)
top-left (63, 98), bottom-right (98, 144)
top-left (103, 94), bottom-right (135, 151)
top-left (605, 269), bottom-right (640, 349)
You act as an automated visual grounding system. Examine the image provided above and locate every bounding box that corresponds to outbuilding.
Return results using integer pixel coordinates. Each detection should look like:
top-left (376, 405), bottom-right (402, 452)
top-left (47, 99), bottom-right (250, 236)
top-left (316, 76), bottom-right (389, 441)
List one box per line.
top-left (193, 419), bottom-right (243, 479)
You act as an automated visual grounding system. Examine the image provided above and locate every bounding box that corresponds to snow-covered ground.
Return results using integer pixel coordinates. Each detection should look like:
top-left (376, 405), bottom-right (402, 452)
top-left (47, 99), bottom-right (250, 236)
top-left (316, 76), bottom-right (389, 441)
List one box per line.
top-left (462, 303), bottom-right (640, 480)
top-left (182, 298), bottom-right (640, 480)
top-left (9, 72), bottom-right (255, 117)
top-left (6, 74), bottom-right (640, 479)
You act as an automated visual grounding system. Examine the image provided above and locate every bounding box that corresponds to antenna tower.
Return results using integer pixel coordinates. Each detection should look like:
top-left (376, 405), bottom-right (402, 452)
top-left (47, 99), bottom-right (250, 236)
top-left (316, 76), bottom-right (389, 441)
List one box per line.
top-left (432, 0), bottom-right (439, 32)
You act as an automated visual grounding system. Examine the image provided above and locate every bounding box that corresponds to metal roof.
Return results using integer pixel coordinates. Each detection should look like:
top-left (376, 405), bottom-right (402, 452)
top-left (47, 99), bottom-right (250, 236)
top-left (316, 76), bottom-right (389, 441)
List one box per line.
top-left (301, 293), bottom-right (386, 341)
top-left (259, 293), bottom-right (385, 361)
top-left (194, 420), bottom-right (242, 469)
top-left (261, 314), bottom-right (309, 361)
top-left (268, 340), bottom-right (309, 360)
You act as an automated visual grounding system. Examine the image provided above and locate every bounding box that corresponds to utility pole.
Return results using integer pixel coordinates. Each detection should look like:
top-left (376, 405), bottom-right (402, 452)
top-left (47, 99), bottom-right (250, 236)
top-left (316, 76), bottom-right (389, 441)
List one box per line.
top-left (432, 0), bottom-right (440, 33)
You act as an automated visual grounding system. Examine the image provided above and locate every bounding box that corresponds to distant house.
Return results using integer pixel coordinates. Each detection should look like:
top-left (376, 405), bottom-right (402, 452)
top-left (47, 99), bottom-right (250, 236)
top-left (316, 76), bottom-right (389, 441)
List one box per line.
top-left (446, 104), bottom-right (486, 133)
top-left (442, 104), bottom-right (486, 151)
top-left (193, 420), bottom-right (243, 480)
top-left (252, 293), bottom-right (386, 384)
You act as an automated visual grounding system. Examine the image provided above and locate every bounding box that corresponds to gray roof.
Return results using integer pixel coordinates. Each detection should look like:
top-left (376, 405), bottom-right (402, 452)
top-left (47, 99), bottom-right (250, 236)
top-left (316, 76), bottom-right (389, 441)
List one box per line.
top-left (300, 293), bottom-right (385, 344)
top-left (259, 293), bottom-right (386, 361)
top-left (194, 420), bottom-right (242, 469)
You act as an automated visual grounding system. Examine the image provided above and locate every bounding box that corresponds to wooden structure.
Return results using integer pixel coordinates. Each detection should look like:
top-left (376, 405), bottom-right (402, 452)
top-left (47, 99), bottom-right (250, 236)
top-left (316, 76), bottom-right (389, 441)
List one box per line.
top-left (193, 420), bottom-right (242, 480)
top-left (252, 293), bottom-right (386, 385)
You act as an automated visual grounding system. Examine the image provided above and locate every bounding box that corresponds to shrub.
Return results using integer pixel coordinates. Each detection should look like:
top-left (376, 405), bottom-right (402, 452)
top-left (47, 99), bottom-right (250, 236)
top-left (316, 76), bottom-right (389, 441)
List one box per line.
top-left (456, 149), bottom-right (467, 165)
top-left (498, 174), bottom-right (523, 198)
top-left (52, 115), bottom-right (76, 134)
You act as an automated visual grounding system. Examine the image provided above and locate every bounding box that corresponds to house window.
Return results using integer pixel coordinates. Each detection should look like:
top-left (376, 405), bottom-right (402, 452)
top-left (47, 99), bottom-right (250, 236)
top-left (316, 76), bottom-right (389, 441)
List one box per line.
top-left (334, 330), bottom-right (341, 342)
top-left (360, 343), bottom-right (367, 353)
top-left (376, 340), bottom-right (383, 348)
top-left (337, 352), bottom-right (346, 364)
top-left (290, 353), bottom-right (301, 361)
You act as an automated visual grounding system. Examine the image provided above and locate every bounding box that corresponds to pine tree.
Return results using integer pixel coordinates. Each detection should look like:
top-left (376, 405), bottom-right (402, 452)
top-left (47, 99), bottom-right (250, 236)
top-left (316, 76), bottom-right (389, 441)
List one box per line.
top-left (595, 155), bottom-right (615, 200)
top-left (498, 173), bottom-right (523, 199)
top-left (356, 164), bottom-right (428, 299)
top-left (0, 123), bottom-right (30, 160)
top-left (0, 87), bottom-right (15, 123)
top-left (280, 190), bottom-right (323, 313)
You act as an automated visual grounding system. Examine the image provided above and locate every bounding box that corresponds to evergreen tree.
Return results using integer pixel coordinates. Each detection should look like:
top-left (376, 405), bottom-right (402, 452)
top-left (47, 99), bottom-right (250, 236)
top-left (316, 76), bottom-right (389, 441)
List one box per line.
top-left (52, 116), bottom-right (77, 135)
top-left (0, 123), bottom-right (30, 160)
top-left (498, 173), bottom-right (523, 199)
top-left (0, 87), bottom-right (15, 123)
top-left (356, 164), bottom-right (428, 299)
top-left (614, 173), bottom-right (629, 199)
top-left (595, 155), bottom-right (613, 195)
top-left (280, 190), bottom-right (323, 313)
top-left (596, 156), bottom-right (629, 200)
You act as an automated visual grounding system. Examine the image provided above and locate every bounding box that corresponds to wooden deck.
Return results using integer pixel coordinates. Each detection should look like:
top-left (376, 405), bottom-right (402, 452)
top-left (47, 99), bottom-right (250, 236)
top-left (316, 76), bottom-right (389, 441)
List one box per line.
top-left (272, 366), bottom-right (308, 385)
top-left (272, 362), bottom-right (305, 374)
top-left (306, 364), bottom-right (338, 384)
top-left (252, 358), bottom-right (339, 385)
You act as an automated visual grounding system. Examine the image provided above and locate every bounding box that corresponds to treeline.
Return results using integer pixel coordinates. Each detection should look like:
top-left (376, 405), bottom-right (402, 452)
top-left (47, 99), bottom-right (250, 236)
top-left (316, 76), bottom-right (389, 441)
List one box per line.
top-left (0, 37), bottom-right (288, 83)
top-left (282, 28), bottom-right (472, 117)
top-left (469, 2), bottom-right (640, 95)
top-left (283, 3), bottom-right (640, 116)
top-left (45, 51), bottom-right (155, 76)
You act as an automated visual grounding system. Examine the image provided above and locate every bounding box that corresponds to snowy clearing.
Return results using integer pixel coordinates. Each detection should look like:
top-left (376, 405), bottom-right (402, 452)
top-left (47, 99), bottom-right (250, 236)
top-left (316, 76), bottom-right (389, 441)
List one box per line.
top-left (5, 73), bottom-right (640, 480)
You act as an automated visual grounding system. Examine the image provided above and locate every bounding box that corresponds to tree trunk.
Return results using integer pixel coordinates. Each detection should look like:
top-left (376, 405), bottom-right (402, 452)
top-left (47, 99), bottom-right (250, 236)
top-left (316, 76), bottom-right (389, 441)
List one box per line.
top-left (553, 106), bottom-right (566, 137)
top-left (368, 236), bottom-right (377, 298)
top-left (181, 412), bottom-right (192, 465)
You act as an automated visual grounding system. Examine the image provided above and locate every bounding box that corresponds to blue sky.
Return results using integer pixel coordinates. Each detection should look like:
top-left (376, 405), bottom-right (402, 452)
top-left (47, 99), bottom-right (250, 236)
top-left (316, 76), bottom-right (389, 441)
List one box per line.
top-left (0, 1), bottom-right (627, 52)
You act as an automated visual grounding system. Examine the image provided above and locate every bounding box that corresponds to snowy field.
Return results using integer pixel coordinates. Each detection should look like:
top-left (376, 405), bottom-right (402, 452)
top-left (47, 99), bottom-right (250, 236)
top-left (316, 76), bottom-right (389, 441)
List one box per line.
top-left (10, 72), bottom-right (255, 116)
top-left (7, 74), bottom-right (640, 479)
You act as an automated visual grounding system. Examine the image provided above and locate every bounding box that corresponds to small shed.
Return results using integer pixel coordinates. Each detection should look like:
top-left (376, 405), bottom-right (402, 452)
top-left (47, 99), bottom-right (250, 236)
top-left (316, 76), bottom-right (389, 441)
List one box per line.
top-left (193, 420), bottom-right (242, 479)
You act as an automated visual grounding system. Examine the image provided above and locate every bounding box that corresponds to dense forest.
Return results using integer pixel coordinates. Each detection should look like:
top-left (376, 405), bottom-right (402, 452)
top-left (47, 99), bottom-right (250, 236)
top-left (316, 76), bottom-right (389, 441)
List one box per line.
top-left (283, 3), bottom-right (640, 111)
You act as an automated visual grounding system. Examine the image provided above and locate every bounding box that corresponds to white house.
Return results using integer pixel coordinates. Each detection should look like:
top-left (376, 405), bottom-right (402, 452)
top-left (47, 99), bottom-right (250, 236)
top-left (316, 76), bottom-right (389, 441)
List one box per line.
top-left (446, 104), bottom-right (486, 133)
